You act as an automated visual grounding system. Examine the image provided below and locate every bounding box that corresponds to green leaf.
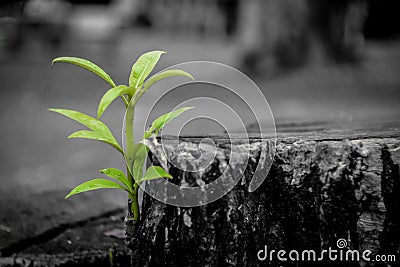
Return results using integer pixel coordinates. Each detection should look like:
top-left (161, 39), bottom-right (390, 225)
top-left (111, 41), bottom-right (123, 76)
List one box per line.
top-left (49, 108), bottom-right (122, 153)
top-left (97, 85), bottom-right (133, 118)
top-left (139, 166), bottom-right (172, 182)
top-left (68, 130), bottom-right (122, 153)
top-left (148, 107), bottom-right (193, 136)
top-left (129, 51), bottom-right (165, 89)
top-left (132, 143), bottom-right (149, 183)
top-left (143, 130), bottom-right (153, 139)
top-left (99, 168), bottom-right (131, 191)
top-left (143, 69), bottom-right (194, 93)
top-left (65, 179), bottom-right (126, 199)
top-left (52, 57), bottom-right (116, 87)
top-left (49, 108), bottom-right (108, 132)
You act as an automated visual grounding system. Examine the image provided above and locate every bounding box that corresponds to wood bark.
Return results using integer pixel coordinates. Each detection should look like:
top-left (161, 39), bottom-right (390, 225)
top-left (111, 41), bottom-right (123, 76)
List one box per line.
top-left (126, 131), bottom-right (400, 267)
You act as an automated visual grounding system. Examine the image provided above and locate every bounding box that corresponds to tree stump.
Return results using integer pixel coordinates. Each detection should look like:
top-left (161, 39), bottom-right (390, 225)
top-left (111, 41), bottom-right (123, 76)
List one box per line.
top-left (126, 128), bottom-right (400, 266)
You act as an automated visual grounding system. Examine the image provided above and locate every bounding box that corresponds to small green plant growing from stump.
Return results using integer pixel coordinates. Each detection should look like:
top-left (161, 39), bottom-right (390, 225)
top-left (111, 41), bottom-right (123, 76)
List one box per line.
top-left (49, 51), bottom-right (194, 222)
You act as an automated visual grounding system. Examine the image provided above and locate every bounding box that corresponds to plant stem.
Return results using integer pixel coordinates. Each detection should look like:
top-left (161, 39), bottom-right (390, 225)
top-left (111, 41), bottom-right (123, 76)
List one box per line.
top-left (125, 100), bottom-right (135, 184)
top-left (131, 183), bottom-right (140, 222)
top-left (125, 96), bottom-right (140, 221)
top-left (126, 169), bottom-right (140, 221)
top-left (122, 96), bottom-right (129, 107)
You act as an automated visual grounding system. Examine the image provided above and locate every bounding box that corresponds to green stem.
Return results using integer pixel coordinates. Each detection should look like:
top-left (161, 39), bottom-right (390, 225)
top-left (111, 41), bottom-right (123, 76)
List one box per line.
top-left (125, 95), bottom-right (140, 221)
top-left (121, 95), bottom-right (129, 107)
top-left (125, 100), bottom-right (135, 178)
top-left (130, 182), bottom-right (140, 222)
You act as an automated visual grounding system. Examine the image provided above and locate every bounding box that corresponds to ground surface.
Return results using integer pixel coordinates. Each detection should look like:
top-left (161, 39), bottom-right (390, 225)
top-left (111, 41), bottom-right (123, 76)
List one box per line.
top-left (0, 25), bottom-right (399, 265)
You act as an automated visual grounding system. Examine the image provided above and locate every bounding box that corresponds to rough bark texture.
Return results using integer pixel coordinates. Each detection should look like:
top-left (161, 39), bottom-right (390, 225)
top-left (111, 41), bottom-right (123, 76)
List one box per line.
top-left (126, 132), bottom-right (400, 267)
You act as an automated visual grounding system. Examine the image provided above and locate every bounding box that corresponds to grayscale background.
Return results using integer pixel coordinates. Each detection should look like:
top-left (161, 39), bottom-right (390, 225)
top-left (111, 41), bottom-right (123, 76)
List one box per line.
top-left (0, 0), bottom-right (399, 259)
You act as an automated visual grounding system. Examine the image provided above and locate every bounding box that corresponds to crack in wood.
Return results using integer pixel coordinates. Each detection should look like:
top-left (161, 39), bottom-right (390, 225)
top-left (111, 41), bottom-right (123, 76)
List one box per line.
top-left (0, 208), bottom-right (125, 257)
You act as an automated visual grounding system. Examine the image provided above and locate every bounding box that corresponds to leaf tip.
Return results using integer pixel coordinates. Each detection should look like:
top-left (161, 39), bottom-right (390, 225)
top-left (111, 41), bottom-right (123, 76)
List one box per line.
top-left (67, 131), bottom-right (83, 139)
top-left (48, 108), bottom-right (62, 115)
top-left (187, 73), bottom-right (195, 80)
top-left (51, 57), bottom-right (61, 67)
top-left (180, 107), bottom-right (194, 112)
top-left (47, 108), bottom-right (63, 114)
top-left (67, 133), bottom-right (74, 139)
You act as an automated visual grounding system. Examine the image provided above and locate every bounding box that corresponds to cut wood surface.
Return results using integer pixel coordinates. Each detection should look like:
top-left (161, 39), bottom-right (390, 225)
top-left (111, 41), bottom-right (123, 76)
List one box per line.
top-left (0, 190), bottom-right (129, 266)
top-left (126, 125), bottom-right (400, 267)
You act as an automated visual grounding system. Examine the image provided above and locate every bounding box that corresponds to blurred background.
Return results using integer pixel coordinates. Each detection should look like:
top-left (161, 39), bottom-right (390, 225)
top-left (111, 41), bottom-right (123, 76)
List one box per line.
top-left (0, 0), bottom-right (400, 255)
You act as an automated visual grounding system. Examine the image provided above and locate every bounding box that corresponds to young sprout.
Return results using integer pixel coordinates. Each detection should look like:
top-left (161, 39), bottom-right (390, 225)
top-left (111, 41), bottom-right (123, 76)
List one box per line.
top-left (49, 51), bottom-right (194, 222)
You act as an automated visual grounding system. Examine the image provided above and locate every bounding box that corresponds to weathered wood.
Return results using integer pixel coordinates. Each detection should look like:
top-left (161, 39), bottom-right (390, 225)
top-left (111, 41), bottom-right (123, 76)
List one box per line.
top-left (0, 190), bottom-right (126, 258)
top-left (0, 208), bottom-right (130, 267)
top-left (20, 211), bottom-right (129, 266)
top-left (126, 129), bottom-right (400, 266)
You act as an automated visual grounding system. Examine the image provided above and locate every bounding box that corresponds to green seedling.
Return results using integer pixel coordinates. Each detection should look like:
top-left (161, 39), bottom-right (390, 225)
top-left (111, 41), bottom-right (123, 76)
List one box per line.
top-left (49, 51), bottom-right (194, 222)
